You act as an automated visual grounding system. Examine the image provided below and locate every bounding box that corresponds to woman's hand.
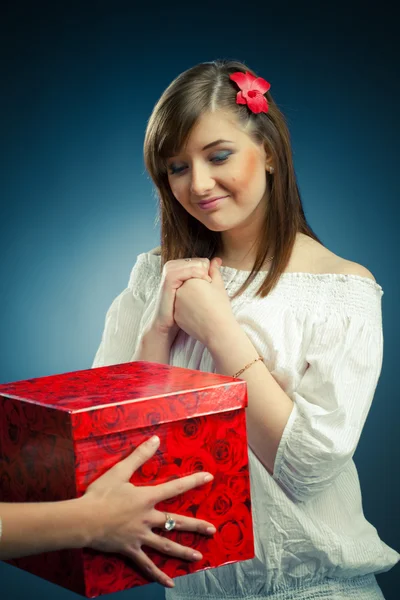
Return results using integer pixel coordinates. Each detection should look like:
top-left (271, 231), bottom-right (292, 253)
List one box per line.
top-left (149, 258), bottom-right (212, 339)
top-left (174, 258), bottom-right (236, 347)
top-left (82, 436), bottom-right (216, 588)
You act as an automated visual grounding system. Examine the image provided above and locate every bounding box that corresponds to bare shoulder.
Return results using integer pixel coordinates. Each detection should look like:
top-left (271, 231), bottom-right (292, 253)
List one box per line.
top-left (330, 258), bottom-right (376, 281)
top-left (289, 234), bottom-right (376, 281)
top-left (148, 246), bottom-right (161, 256)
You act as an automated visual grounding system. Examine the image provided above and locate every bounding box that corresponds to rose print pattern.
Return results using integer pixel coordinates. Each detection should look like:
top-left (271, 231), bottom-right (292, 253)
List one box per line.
top-left (0, 362), bottom-right (254, 598)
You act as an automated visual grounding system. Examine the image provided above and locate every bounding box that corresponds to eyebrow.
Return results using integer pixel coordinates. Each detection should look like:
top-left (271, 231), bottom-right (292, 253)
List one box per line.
top-left (167, 139), bottom-right (234, 163)
top-left (202, 139), bottom-right (234, 151)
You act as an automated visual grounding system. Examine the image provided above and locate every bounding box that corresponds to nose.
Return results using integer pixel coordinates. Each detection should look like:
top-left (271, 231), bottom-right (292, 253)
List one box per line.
top-left (190, 162), bottom-right (215, 196)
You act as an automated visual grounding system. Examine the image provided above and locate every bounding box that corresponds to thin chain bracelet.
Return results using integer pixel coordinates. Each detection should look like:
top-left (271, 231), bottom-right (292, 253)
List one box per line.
top-left (232, 356), bottom-right (264, 378)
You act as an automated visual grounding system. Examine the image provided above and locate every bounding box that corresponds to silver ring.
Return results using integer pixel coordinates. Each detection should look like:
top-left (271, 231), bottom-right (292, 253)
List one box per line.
top-left (184, 258), bottom-right (192, 262)
top-left (164, 514), bottom-right (176, 531)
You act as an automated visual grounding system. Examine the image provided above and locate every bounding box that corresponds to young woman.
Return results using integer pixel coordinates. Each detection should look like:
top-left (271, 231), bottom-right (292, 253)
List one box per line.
top-left (92, 60), bottom-right (399, 599)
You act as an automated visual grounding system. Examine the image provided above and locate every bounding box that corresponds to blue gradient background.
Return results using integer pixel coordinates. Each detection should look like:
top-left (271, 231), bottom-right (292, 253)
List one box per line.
top-left (0, 2), bottom-right (398, 599)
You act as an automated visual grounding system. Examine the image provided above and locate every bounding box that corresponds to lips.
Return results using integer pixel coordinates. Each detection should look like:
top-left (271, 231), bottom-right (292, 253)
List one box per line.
top-left (197, 195), bottom-right (228, 207)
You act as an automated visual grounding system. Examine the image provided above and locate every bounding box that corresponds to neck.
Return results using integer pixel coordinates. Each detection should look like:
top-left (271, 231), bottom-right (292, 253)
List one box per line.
top-left (218, 197), bottom-right (269, 267)
top-left (218, 222), bottom-right (263, 266)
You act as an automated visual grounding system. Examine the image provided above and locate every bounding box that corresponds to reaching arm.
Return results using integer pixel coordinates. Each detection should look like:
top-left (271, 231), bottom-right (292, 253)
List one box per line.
top-left (0, 497), bottom-right (91, 559)
top-left (0, 437), bottom-right (216, 588)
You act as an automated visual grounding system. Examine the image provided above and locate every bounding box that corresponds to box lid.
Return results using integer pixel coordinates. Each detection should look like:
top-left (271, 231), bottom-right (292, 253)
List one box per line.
top-left (0, 362), bottom-right (247, 440)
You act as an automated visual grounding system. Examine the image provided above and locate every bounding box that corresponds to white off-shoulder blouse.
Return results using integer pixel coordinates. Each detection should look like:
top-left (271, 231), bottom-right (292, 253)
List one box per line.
top-left (92, 252), bottom-right (399, 599)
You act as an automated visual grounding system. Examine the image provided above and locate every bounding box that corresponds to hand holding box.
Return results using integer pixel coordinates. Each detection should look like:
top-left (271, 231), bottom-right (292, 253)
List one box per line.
top-left (0, 361), bottom-right (254, 597)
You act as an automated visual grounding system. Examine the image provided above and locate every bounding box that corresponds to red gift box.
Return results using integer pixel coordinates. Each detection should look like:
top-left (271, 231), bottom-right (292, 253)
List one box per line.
top-left (0, 361), bottom-right (254, 597)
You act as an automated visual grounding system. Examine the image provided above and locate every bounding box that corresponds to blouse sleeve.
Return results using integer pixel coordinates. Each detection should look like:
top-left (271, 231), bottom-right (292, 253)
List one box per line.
top-left (273, 279), bottom-right (383, 503)
top-left (91, 254), bottom-right (152, 368)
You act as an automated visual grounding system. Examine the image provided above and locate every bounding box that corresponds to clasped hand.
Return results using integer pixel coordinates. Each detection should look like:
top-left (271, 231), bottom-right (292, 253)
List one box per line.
top-left (174, 257), bottom-right (235, 346)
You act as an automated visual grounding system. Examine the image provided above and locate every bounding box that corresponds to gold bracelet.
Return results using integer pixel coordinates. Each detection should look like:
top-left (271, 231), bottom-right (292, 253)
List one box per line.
top-left (232, 356), bottom-right (264, 378)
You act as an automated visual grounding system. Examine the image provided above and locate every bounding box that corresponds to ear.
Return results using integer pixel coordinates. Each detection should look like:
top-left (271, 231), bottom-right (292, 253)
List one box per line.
top-left (263, 144), bottom-right (274, 173)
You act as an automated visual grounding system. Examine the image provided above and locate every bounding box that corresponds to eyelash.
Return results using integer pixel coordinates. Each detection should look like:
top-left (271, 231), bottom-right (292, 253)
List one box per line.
top-left (168, 151), bottom-right (232, 175)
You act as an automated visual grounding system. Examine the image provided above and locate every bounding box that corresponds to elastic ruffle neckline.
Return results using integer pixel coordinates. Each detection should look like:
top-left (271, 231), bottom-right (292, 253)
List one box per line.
top-left (134, 252), bottom-right (383, 324)
top-left (141, 252), bottom-right (383, 293)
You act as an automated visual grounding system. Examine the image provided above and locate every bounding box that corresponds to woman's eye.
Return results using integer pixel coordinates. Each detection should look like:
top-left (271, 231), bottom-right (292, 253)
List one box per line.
top-left (169, 164), bottom-right (187, 175)
top-left (168, 151), bottom-right (232, 175)
top-left (211, 151), bottom-right (232, 164)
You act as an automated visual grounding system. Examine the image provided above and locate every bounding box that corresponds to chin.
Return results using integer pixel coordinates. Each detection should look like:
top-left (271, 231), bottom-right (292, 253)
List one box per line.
top-left (201, 221), bottom-right (232, 232)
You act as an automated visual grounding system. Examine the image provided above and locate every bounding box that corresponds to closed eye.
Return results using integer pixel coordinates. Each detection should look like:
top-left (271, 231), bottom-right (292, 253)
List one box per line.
top-left (210, 150), bottom-right (232, 164)
top-left (168, 164), bottom-right (186, 175)
top-left (168, 151), bottom-right (232, 176)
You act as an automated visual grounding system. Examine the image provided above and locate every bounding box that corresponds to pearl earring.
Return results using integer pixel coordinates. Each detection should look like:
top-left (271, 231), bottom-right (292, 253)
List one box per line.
top-left (267, 165), bottom-right (274, 174)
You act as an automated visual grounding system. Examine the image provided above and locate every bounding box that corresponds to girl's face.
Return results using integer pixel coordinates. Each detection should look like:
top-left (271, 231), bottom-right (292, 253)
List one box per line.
top-left (166, 110), bottom-right (270, 234)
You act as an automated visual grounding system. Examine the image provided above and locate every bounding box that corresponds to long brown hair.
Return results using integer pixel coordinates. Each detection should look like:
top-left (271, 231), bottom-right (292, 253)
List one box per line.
top-left (144, 59), bottom-right (322, 298)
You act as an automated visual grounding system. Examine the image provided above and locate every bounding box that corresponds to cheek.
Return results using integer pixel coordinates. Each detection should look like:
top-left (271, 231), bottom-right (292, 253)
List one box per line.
top-left (230, 150), bottom-right (264, 192)
top-left (168, 178), bottom-right (186, 202)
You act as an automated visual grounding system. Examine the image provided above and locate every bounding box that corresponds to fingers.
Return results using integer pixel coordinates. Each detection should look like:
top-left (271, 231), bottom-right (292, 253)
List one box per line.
top-left (210, 256), bottom-right (222, 268)
top-left (106, 436), bottom-right (161, 482)
top-left (146, 531), bottom-right (204, 562)
top-left (184, 258), bottom-right (210, 269)
top-left (124, 548), bottom-right (175, 588)
top-left (179, 258), bottom-right (211, 283)
top-left (189, 266), bottom-right (212, 282)
top-left (152, 472), bottom-right (214, 503)
top-left (162, 258), bottom-right (212, 290)
top-left (155, 512), bottom-right (216, 536)
top-left (165, 257), bottom-right (209, 272)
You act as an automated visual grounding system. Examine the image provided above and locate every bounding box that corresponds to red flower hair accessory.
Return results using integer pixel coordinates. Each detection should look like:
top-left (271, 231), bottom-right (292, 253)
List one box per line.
top-left (229, 71), bottom-right (271, 114)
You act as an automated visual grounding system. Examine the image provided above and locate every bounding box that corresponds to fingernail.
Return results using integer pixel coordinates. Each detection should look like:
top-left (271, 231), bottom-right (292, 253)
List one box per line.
top-left (150, 436), bottom-right (160, 445)
top-left (192, 551), bottom-right (202, 560)
top-left (207, 526), bottom-right (217, 534)
top-left (165, 578), bottom-right (175, 587)
top-left (204, 474), bottom-right (213, 483)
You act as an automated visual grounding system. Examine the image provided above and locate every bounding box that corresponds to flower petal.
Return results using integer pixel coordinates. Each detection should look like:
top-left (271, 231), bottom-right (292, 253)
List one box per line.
top-left (251, 77), bottom-right (271, 94)
top-left (229, 71), bottom-right (255, 92)
top-left (246, 93), bottom-right (269, 114)
top-left (236, 91), bottom-right (247, 105)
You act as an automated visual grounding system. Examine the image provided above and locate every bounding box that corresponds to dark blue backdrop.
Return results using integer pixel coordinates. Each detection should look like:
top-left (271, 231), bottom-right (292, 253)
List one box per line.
top-left (0, 2), bottom-right (398, 599)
